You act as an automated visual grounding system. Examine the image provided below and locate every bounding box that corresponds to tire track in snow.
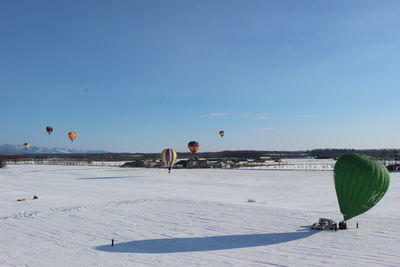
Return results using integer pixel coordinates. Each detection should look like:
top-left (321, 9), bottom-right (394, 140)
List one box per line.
top-left (0, 206), bottom-right (86, 221)
top-left (0, 198), bottom-right (157, 222)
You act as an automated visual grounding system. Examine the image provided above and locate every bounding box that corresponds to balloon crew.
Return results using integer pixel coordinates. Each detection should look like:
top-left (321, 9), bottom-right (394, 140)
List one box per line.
top-left (161, 148), bottom-right (177, 173)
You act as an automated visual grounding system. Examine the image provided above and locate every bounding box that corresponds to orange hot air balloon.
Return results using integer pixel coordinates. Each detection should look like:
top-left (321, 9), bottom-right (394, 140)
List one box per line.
top-left (219, 130), bottom-right (225, 137)
top-left (188, 141), bottom-right (199, 155)
top-left (46, 126), bottom-right (53, 135)
top-left (68, 131), bottom-right (77, 142)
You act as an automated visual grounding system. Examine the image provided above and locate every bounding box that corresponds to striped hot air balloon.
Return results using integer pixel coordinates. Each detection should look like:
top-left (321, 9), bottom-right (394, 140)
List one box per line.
top-left (161, 148), bottom-right (177, 173)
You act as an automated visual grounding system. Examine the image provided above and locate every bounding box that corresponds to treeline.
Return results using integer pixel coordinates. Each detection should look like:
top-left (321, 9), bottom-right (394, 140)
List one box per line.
top-left (168, 149), bottom-right (400, 160)
top-left (309, 149), bottom-right (400, 159)
top-left (1, 149), bottom-right (400, 162)
top-left (0, 150), bottom-right (305, 162)
top-left (178, 150), bottom-right (304, 159)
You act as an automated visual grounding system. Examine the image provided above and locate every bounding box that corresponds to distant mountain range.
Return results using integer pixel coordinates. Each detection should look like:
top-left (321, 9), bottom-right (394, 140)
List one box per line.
top-left (0, 144), bottom-right (109, 154)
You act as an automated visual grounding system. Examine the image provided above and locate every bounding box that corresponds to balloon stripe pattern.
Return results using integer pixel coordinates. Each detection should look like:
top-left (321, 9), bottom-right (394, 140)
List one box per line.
top-left (161, 148), bottom-right (177, 173)
top-left (334, 154), bottom-right (390, 221)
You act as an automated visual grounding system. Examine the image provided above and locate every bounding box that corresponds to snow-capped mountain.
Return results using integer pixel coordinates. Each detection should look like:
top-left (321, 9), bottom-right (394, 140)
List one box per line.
top-left (0, 144), bottom-right (108, 154)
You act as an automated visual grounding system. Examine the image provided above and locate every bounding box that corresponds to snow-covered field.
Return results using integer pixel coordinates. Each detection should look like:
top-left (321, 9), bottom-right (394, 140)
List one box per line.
top-left (1, 165), bottom-right (399, 266)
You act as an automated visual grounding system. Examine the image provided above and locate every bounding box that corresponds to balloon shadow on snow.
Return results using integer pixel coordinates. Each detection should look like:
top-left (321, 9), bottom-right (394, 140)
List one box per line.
top-left (77, 176), bottom-right (144, 180)
top-left (95, 228), bottom-right (316, 253)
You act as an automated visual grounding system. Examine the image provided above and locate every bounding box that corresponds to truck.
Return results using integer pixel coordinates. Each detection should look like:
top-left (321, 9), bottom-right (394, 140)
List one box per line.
top-left (311, 218), bottom-right (336, 230)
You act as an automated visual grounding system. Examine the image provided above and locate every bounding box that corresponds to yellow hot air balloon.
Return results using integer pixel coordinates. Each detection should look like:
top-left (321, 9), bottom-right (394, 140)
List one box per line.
top-left (23, 143), bottom-right (30, 150)
top-left (68, 131), bottom-right (77, 142)
top-left (161, 148), bottom-right (177, 173)
top-left (188, 141), bottom-right (199, 155)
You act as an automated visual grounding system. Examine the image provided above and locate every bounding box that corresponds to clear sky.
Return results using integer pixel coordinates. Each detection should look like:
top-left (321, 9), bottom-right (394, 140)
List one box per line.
top-left (1, 0), bottom-right (400, 153)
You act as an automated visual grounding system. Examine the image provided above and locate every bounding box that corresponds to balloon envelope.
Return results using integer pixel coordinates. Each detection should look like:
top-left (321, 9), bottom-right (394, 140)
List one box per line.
top-left (161, 148), bottom-right (177, 172)
top-left (68, 131), bottom-right (77, 142)
top-left (188, 141), bottom-right (199, 155)
top-left (219, 131), bottom-right (225, 137)
top-left (46, 126), bottom-right (53, 135)
top-left (23, 143), bottom-right (30, 150)
top-left (334, 154), bottom-right (390, 221)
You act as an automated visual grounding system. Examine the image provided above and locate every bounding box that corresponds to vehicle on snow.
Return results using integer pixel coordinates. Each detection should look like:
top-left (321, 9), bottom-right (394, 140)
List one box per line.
top-left (311, 218), bottom-right (336, 230)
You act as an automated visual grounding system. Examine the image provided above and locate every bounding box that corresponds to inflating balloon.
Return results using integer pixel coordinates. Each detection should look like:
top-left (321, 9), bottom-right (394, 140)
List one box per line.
top-left (46, 126), bottom-right (53, 135)
top-left (68, 131), bottom-right (77, 142)
top-left (161, 148), bottom-right (177, 173)
top-left (334, 154), bottom-right (390, 221)
top-left (188, 141), bottom-right (199, 155)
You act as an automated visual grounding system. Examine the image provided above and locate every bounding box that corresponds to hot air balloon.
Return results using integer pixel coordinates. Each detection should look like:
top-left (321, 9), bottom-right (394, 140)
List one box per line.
top-left (46, 126), bottom-right (53, 135)
top-left (161, 148), bottom-right (177, 173)
top-left (334, 154), bottom-right (390, 221)
top-left (23, 143), bottom-right (30, 150)
top-left (68, 131), bottom-right (77, 142)
top-left (219, 131), bottom-right (225, 138)
top-left (188, 141), bottom-right (199, 155)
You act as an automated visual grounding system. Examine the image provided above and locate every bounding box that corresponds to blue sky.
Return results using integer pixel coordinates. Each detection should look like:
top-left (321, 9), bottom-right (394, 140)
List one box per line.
top-left (1, 0), bottom-right (400, 153)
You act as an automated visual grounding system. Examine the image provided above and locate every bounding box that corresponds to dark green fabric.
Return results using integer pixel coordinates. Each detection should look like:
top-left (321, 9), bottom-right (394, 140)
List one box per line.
top-left (334, 154), bottom-right (390, 221)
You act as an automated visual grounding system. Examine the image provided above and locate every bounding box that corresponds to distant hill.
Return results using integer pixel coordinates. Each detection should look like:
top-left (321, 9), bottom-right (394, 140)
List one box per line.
top-left (0, 144), bottom-right (109, 155)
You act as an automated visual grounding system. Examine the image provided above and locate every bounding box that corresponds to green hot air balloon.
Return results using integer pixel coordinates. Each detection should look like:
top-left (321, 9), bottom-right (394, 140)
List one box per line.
top-left (334, 154), bottom-right (390, 221)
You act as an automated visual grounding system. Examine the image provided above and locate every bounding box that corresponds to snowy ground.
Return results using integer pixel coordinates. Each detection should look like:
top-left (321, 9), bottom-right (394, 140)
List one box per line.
top-left (1, 165), bottom-right (399, 266)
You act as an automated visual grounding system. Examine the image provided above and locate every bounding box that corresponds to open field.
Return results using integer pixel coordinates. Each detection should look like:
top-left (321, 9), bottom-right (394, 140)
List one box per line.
top-left (1, 165), bottom-right (399, 266)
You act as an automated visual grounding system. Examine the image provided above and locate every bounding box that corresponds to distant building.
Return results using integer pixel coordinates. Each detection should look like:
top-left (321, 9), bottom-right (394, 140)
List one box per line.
top-left (120, 160), bottom-right (145, 168)
top-left (386, 164), bottom-right (400, 172)
top-left (119, 156), bottom-right (275, 169)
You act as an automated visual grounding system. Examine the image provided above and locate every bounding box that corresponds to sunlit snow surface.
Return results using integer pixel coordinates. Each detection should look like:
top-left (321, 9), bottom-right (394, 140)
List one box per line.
top-left (1, 165), bottom-right (399, 266)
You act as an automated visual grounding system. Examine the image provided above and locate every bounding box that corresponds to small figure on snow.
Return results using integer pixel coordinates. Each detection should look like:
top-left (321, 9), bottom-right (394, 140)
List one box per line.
top-left (33, 195), bottom-right (38, 200)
